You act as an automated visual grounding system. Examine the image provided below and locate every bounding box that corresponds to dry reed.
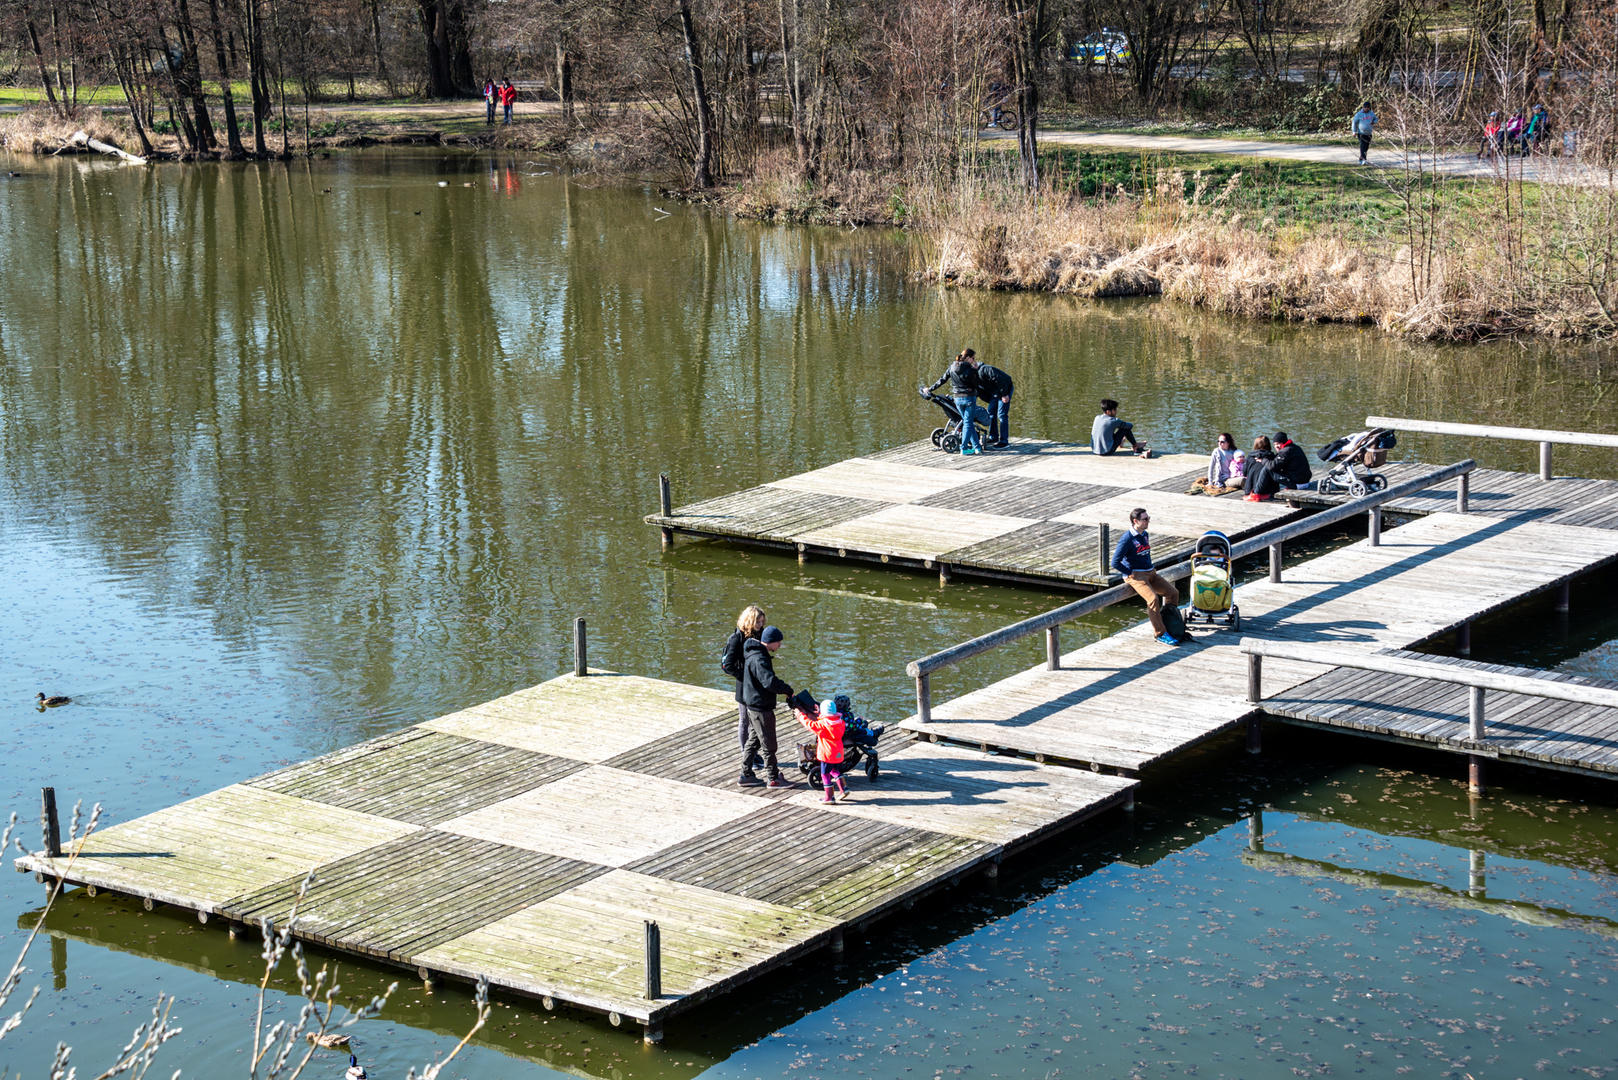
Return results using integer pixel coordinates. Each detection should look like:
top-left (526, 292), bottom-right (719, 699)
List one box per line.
top-left (0, 108), bottom-right (134, 156)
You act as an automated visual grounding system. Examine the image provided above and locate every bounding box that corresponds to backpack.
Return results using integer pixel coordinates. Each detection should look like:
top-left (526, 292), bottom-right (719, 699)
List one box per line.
top-left (719, 630), bottom-right (745, 681)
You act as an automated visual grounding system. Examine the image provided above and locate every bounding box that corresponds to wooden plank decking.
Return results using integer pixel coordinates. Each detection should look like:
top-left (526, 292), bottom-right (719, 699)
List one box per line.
top-left (15, 673), bottom-right (1135, 1032)
top-left (648, 439), bottom-right (1307, 588)
top-left (1262, 651), bottom-right (1618, 778)
top-left (900, 511), bottom-right (1618, 773)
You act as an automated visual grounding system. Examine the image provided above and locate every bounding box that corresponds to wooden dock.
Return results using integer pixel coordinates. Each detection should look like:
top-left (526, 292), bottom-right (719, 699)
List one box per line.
top-left (16, 673), bottom-right (1135, 1038)
top-left (648, 438), bottom-right (1309, 588)
top-left (899, 509), bottom-right (1618, 774)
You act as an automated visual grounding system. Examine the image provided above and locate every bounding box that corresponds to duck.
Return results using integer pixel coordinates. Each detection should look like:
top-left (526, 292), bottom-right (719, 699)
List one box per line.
top-left (307, 1031), bottom-right (350, 1049)
top-left (37, 693), bottom-right (70, 707)
top-left (345, 1054), bottom-right (367, 1080)
top-left (321, 187), bottom-right (332, 194)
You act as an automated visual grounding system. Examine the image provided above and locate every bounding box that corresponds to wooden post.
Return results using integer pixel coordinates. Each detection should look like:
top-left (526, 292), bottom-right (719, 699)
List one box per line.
top-left (938, 562), bottom-right (951, 586)
top-left (1555, 581), bottom-right (1570, 613)
top-left (658, 473), bottom-right (673, 549)
top-left (1468, 755), bottom-right (1486, 796)
top-left (915, 674), bottom-right (931, 723)
top-left (644, 920), bottom-right (661, 999)
top-left (1123, 786), bottom-right (1136, 812)
top-left (1368, 508), bottom-right (1381, 546)
top-left (574, 617), bottom-right (588, 677)
top-left (1246, 653), bottom-right (1263, 704)
top-left (1097, 523), bottom-right (1111, 578)
top-left (1468, 685), bottom-right (1485, 740)
top-left (1468, 849), bottom-right (1486, 898)
top-left (797, 543), bottom-right (807, 565)
top-left (1269, 543), bottom-right (1282, 583)
top-left (830, 928), bottom-right (845, 953)
top-left (1540, 441), bottom-right (1553, 481)
top-left (1245, 713), bottom-right (1262, 754)
top-left (1046, 625), bottom-right (1060, 671)
top-left (643, 1021), bottom-right (663, 1044)
top-left (1457, 471), bottom-right (1469, 513)
top-left (41, 787), bottom-right (61, 859)
top-left (1456, 621), bottom-right (1471, 657)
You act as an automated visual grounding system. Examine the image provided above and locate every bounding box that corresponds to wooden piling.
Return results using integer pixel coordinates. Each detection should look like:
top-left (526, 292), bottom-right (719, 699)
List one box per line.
top-left (830, 928), bottom-right (845, 952)
top-left (40, 787), bottom-right (61, 859)
top-left (643, 1021), bottom-right (663, 1044)
top-left (1457, 471), bottom-right (1470, 513)
top-left (1245, 714), bottom-right (1262, 754)
top-left (1097, 523), bottom-right (1111, 577)
top-left (1269, 543), bottom-right (1282, 583)
top-left (574, 618), bottom-right (588, 677)
top-left (1468, 755), bottom-right (1486, 796)
top-left (1246, 653), bottom-right (1263, 704)
top-left (938, 562), bottom-right (951, 586)
top-left (1368, 508), bottom-right (1381, 546)
top-left (915, 674), bottom-right (931, 724)
top-left (1555, 581), bottom-right (1570, 613)
top-left (1540, 441), bottom-right (1553, 481)
top-left (1456, 621), bottom-right (1472, 656)
top-left (658, 474), bottom-right (673, 549)
top-left (644, 920), bottom-right (661, 1000)
top-left (1045, 626), bottom-right (1060, 671)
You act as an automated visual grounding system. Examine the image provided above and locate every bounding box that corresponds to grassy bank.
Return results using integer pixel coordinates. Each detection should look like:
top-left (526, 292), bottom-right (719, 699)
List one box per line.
top-left (723, 146), bottom-right (1616, 341)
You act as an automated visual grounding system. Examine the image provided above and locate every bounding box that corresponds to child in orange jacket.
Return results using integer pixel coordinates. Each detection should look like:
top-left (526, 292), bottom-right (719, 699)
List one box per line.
top-left (797, 698), bottom-right (849, 803)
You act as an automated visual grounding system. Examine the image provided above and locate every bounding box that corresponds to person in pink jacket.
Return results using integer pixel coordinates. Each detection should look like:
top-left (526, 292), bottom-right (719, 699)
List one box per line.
top-left (798, 699), bottom-right (849, 803)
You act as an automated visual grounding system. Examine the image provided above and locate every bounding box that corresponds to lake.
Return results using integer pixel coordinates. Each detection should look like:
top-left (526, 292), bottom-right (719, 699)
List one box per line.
top-left (3, 147), bottom-right (1617, 1079)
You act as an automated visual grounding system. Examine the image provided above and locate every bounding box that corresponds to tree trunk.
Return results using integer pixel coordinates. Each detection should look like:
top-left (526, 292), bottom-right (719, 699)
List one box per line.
top-left (368, 0), bottom-right (389, 88)
top-left (556, 36), bottom-right (573, 122)
top-left (419, 0), bottom-right (454, 96)
top-left (22, 6), bottom-right (62, 116)
top-left (207, 0), bottom-right (245, 156)
top-left (676, 0), bottom-right (716, 187)
top-left (111, 49), bottom-right (155, 156)
top-left (778, 0), bottom-right (808, 174)
top-left (243, 0), bottom-right (269, 153)
top-left (176, 0), bottom-right (218, 150)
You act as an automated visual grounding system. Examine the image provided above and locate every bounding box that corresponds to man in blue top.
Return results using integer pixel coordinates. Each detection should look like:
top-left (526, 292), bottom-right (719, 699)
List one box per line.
top-left (1091, 398), bottom-right (1144, 456)
top-left (1112, 507), bottom-right (1182, 645)
top-left (976, 360), bottom-right (1014, 448)
top-left (1352, 101), bottom-right (1377, 165)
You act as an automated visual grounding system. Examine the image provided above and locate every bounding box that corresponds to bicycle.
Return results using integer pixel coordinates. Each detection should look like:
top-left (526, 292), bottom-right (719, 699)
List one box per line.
top-left (978, 101), bottom-right (1018, 131)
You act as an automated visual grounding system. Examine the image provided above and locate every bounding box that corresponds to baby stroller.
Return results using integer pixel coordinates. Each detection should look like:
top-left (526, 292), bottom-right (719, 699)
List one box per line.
top-left (1183, 530), bottom-right (1240, 630)
top-left (1317, 428), bottom-right (1396, 497)
top-left (790, 690), bottom-right (885, 784)
top-left (917, 386), bottom-right (989, 454)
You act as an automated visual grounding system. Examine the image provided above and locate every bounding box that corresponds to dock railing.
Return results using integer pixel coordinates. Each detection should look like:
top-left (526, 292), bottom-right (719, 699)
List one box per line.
top-left (904, 459), bottom-right (1477, 723)
top-left (1366, 415), bottom-right (1618, 482)
top-left (1239, 637), bottom-right (1618, 793)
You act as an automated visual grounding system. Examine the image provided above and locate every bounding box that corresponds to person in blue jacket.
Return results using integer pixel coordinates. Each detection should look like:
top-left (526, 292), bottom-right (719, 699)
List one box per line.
top-left (1112, 507), bottom-right (1182, 645)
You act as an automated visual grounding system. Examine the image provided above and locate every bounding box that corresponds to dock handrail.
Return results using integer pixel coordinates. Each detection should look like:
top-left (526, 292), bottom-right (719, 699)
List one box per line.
top-left (1366, 415), bottom-right (1618, 481)
top-left (905, 458), bottom-right (1477, 722)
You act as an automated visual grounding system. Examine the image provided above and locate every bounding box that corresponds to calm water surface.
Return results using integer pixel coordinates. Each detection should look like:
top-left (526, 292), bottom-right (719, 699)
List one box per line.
top-left (3, 148), bottom-right (1618, 1079)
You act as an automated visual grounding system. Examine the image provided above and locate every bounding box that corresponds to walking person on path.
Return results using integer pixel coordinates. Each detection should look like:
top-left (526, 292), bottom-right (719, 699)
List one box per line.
top-left (1352, 102), bottom-right (1377, 165)
top-left (500, 79), bottom-right (516, 124)
top-left (483, 79), bottom-right (497, 125)
top-left (1505, 109), bottom-right (1526, 155)
top-left (721, 605), bottom-right (767, 764)
top-left (975, 359), bottom-right (1015, 448)
top-left (1112, 508), bottom-right (1183, 646)
top-left (927, 348), bottom-right (987, 456)
top-left (738, 626), bottom-right (796, 788)
top-left (1525, 103), bottom-right (1550, 153)
top-left (1478, 112), bottom-right (1503, 161)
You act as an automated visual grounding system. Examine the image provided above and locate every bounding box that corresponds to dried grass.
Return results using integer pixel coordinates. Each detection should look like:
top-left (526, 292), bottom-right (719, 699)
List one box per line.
top-left (0, 108), bottom-right (133, 155)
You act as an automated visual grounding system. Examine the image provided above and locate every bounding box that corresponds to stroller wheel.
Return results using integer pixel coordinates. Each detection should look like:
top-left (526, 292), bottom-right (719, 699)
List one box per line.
top-left (1348, 478), bottom-right (1369, 498)
top-left (1368, 473), bottom-right (1388, 492)
top-left (942, 431), bottom-right (962, 454)
top-left (1229, 607), bottom-right (1241, 631)
top-left (931, 427), bottom-right (945, 448)
top-left (865, 758), bottom-right (880, 780)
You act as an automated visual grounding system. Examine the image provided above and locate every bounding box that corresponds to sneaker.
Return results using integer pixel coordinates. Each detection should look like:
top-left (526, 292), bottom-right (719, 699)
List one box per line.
top-left (738, 774), bottom-right (764, 787)
top-left (767, 777), bottom-right (795, 789)
top-left (1155, 632), bottom-right (1180, 646)
top-left (962, 446), bottom-right (978, 456)
top-left (993, 441), bottom-right (1009, 449)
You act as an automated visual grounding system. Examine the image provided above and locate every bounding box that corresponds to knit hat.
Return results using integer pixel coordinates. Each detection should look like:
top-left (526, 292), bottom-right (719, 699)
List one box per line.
top-left (820, 698), bottom-right (840, 718)
top-left (761, 626), bottom-right (784, 644)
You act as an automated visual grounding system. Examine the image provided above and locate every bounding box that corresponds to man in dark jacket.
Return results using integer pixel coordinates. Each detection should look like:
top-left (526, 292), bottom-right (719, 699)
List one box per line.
top-left (739, 626), bottom-right (795, 787)
top-left (1111, 507), bottom-right (1182, 645)
top-left (927, 349), bottom-right (986, 455)
top-left (976, 361), bottom-right (1015, 448)
top-left (1273, 431), bottom-right (1313, 489)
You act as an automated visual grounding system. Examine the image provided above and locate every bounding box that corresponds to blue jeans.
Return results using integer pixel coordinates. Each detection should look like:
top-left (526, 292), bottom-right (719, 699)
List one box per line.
top-left (986, 395), bottom-right (1011, 444)
top-left (954, 396), bottom-right (985, 451)
top-left (503, 102), bottom-right (513, 124)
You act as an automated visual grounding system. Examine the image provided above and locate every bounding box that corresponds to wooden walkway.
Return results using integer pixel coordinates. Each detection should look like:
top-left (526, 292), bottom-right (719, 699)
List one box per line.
top-left (899, 511), bottom-right (1618, 773)
top-left (16, 673), bottom-right (1134, 1036)
top-left (1262, 651), bottom-right (1618, 779)
top-left (1291, 462), bottom-right (1618, 526)
top-left (648, 438), bottom-right (1307, 588)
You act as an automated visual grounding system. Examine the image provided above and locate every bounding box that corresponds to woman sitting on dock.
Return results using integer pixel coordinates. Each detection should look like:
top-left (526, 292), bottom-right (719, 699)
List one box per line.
top-left (1242, 437), bottom-right (1281, 502)
top-left (1192, 433), bottom-right (1241, 494)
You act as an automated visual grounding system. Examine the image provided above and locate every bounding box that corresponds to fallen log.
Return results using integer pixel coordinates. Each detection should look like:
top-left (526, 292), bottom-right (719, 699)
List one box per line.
top-left (67, 130), bottom-right (147, 165)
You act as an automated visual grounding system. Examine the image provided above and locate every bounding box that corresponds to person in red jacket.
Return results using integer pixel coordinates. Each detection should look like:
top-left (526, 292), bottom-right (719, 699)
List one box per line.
top-left (500, 79), bottom-right (516, 125)
top-left (798, 699), bottom-right (849, 803)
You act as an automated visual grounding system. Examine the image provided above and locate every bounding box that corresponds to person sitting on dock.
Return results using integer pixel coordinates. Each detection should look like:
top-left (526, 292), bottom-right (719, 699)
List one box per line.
top-left (1243, 437), bottom-right (1281, 501)
top-left (739, 626), bottom-right (796, 788)
top-left (1112, 508), bottom-right (1183, 646)
top-left (1273, 431), bottom-right (1314, 490)
top-left (928, 349), bottom-right (987, 455)
top-left (1191, 432), bottom-right (1240, 494)
top-left (1092, 399), bottom-right (1149, 457)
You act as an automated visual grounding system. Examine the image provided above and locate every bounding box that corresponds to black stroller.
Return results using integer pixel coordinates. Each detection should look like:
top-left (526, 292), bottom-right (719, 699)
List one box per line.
top-left (789, 690), bottom-right (884, 784)
top-left (917, 386), bottom-right (989, 454)
top-left (1317, 428), bottom-right (1397, 497)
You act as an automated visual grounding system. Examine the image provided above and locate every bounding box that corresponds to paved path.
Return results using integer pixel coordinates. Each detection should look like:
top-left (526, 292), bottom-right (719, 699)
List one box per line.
top-left (990, 128), bottom-right (1601, 184)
